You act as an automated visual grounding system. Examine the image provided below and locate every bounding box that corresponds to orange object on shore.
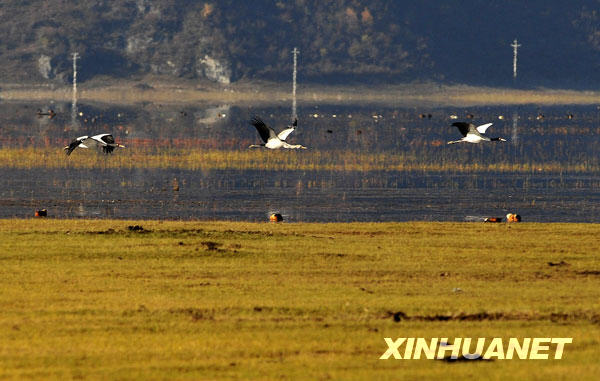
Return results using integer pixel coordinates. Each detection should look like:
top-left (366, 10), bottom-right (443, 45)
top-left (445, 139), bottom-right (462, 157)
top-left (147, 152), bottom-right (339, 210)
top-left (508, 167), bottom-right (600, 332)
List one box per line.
top-left (269, 213), bottom-right (283, 222)
top-left (484, 217), bottom-right (502, 223)
top-left (35, 209), bottom-right (47, 217)
top-left (506, 213), bottom-right (522, 222)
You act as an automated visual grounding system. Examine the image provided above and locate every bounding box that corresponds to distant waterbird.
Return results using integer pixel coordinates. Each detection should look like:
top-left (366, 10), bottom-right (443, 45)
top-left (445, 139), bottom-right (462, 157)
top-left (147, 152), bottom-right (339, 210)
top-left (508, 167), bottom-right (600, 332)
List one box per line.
top-left (248, 117), bottom-right (306, 149)
top-left (447, 122), bottom-right (506, 144)
top-left (64, 134), bottom-right (125, 155)
top-left (37, 108), bottom-right (56, 119)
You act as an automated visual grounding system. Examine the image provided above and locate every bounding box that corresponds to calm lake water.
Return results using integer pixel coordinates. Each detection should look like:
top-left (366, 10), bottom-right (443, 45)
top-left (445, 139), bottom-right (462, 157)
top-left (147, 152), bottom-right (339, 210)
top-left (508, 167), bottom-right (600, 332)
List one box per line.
top-left (0, 101), bottom-right (599, 222)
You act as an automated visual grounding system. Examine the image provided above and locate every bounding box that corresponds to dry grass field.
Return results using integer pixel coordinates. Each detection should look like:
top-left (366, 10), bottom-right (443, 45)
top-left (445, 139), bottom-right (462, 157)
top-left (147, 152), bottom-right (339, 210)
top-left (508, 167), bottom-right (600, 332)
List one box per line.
top-left (0, 219), bottom-right (599, 379)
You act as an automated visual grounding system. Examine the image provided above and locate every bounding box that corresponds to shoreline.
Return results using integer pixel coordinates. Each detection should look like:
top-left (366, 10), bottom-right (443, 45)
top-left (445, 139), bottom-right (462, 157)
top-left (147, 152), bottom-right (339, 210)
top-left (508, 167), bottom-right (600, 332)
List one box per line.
top-left (2, 80), bottom-right (600, 106)
top-left (1, 218), bottom-right (600, 224)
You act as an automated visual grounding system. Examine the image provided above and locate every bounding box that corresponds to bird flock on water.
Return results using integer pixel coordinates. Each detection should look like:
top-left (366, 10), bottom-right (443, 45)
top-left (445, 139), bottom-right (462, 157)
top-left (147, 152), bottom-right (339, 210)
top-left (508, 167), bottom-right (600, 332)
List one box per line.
top-left (62, 112), bottom-right (507, 156)
top-left (56, 109), bottom-right (510, 221)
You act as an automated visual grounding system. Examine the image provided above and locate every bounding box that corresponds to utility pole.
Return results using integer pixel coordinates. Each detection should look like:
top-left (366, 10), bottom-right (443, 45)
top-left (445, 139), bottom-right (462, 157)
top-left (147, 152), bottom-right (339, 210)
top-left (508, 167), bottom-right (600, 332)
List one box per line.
top-left (71, 52), bottom-right (80, 127)
top-left (291, 47), bottom-right (299, 122)
top-left (511, 39), bottom-right (521, 79)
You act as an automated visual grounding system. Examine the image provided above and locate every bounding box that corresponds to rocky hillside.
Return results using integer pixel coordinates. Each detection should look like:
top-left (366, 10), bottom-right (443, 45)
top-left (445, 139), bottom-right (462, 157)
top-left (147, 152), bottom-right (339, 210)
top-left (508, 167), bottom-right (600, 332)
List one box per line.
top-left (1, 0), bottom-right (599, 88)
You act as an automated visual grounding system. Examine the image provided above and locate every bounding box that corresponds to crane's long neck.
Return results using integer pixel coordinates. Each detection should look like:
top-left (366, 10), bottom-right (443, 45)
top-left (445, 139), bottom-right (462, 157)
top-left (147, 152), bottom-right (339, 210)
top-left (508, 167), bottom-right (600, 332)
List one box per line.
top-left (249, 144), bottom-right (265, 148)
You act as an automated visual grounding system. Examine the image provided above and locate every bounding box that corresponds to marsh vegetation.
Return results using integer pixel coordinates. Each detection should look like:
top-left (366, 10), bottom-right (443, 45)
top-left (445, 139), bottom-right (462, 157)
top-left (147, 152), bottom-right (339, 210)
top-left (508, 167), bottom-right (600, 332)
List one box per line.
top-left (1, 102), bottom-right (599, 221)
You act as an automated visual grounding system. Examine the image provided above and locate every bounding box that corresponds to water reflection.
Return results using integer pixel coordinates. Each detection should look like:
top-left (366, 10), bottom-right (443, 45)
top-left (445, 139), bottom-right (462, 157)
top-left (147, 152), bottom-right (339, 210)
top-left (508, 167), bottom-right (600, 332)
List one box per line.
top-left (0, 101), bottom-right (599, 222)
top-left (511, 111), bottom-right (519, 146)
top-left (0, 167), bottom-right (598, 222)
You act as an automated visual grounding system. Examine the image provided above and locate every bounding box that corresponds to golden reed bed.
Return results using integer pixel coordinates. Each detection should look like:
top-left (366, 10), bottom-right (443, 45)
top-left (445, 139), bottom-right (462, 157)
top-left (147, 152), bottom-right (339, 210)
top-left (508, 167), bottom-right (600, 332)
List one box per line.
top-left (0, 147), bottom-right (599, 173)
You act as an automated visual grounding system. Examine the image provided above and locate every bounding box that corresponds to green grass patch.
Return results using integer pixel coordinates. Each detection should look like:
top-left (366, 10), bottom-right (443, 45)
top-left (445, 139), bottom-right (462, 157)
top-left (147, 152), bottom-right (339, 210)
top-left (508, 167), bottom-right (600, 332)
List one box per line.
top-left (0, 220), bottom-right (599, 379)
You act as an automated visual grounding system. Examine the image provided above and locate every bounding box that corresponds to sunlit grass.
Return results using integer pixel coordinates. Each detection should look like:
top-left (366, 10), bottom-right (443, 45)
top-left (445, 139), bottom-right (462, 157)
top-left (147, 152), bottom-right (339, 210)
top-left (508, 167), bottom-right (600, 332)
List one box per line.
top-left (0, 147), bottom-right (598, 173)
top-left (4, 81), bottom-right (600, 106)
top-left (0, 220), bottom-right (598, 379)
